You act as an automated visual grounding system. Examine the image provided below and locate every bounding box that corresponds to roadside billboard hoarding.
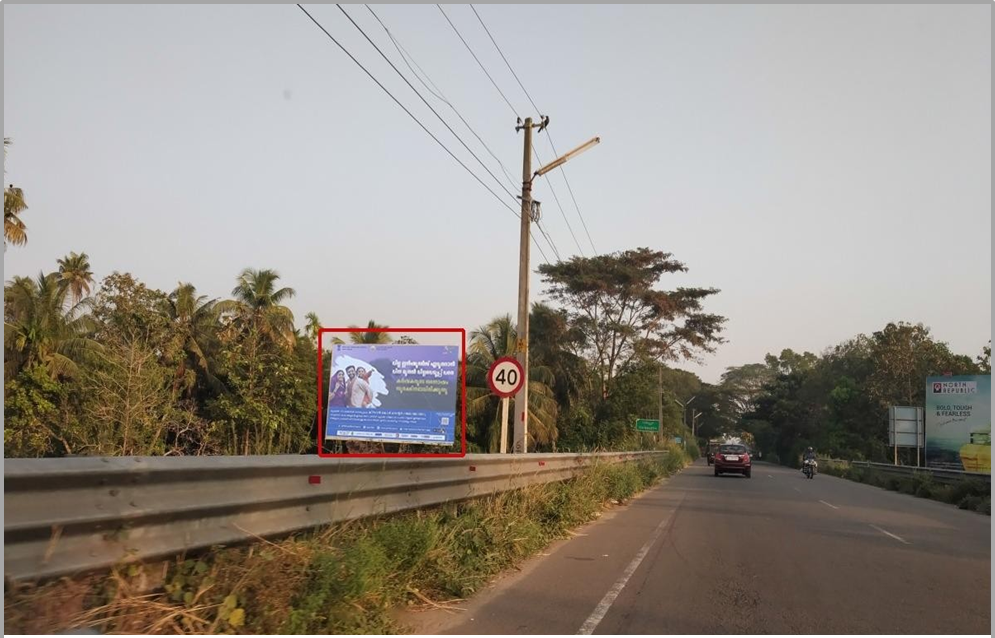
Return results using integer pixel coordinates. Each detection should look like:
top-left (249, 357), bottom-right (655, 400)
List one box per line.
top-left (925, 375), bottom-right (991, 474)
top-left (325, 343), bottom-right (460, 446)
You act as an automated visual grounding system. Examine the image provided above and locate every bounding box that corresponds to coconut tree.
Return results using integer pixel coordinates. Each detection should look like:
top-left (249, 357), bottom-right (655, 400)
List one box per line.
top-left (4, 271), bottom-right (97, 380)
top-left (305, 312), bottom-right (322, 343)
top-left (348, 319), bottom-right (392, 344)
top-left (162, 282), bottom-right (222, 397)
top-left (56, 252), bottom-right (95, 305)
top-left (4, 138), bottom-right (28, 247)
top-left (466, 314), bottom-right (558, 452)
top-left (220, 268), bottom-right (296, 348)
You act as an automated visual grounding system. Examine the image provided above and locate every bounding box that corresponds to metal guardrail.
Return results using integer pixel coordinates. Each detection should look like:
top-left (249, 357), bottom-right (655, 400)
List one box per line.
top-left (821, 458), bottom-right (991, 486)
top-left (3, 451), bottom-right (665, 582)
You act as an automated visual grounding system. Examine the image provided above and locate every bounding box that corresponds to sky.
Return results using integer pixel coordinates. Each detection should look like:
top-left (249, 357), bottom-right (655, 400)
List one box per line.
top-left (3, 3), bottom-right (991, 382)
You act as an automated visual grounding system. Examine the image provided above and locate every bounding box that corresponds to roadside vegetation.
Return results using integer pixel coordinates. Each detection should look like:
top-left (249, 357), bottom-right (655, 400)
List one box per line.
top-left (3, 449), bottom-right (691, 634)
top-left (5, 147), bottom-right (726, 458)
top-left (8, 140), bottom-right (988, 465)
top-left (821, 460), bottom-right (990, 516)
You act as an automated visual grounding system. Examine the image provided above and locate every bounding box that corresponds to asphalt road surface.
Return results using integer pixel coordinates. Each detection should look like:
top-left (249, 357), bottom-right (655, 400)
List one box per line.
top-left (404, 461), bottom-right (991, 634)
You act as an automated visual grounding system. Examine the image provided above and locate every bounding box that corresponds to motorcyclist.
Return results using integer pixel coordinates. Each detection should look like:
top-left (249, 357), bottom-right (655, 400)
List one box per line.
top-left (801, 447), bottom-right (817, 473)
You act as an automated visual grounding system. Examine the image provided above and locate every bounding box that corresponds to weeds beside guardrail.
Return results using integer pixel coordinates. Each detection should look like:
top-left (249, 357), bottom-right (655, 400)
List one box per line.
top-left (820, 459), bottom-right (991, 515)
top-left (4, 451), bottom-right (690, 634)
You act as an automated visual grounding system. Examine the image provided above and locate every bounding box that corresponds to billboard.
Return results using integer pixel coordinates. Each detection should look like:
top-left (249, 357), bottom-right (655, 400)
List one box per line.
top-left (924, 375), bottom-right (991, 473)
top-left (325, 344), bottom-right (459, 446)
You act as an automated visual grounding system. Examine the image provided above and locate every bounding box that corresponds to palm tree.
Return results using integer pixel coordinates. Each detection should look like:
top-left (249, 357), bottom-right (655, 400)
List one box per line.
top-left (4, 186), bottom-right (28, 247)
top-left (466, 314), bottom-right (558, 452)
top-left (4, 139), bottom-right (28, 247)
top-left (349, 320), bottom-right (392, 344)
top-left (56, 252), bottom-right (95, 305)
top-left (305, 312), bottom-right (322, 342)
top-left (220, 268), bottom-right (296, 348)
top-left (162, 283), bottom-right (221, 397)
top-left (4, 271), bottom-right (97, 380)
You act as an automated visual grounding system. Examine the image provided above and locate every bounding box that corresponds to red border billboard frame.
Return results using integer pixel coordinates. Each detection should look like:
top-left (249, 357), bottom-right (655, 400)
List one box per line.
top-left (316, 327), bottom-right (467, 458)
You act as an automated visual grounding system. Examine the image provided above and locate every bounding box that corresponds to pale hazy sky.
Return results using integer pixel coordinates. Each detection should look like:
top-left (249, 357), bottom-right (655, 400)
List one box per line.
top-left (4, 3), bottom-right (991, 382)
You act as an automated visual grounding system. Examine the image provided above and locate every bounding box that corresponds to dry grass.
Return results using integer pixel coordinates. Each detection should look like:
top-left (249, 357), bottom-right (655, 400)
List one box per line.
top-left (4, 449), bottom-right (689, 635)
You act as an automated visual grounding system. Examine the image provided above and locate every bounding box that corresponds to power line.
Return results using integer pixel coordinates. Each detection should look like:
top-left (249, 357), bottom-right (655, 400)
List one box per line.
top-left (294, 4), bottom-right (553, 264)
top-left (368, 7), bottom-right (447, 103)
top-left (434, 5), bottom-right (575, 259)
top-left (528, 225), bottom-right (550, 265)
top-left (471, 5), bottom-right (598, 255)
top-left (535, 220), bottom-right (562, 262)
top-left (341, 4), bottom-right (560, 263)
top-left (437, 4), bottom-right (518, 118)
top-left (470, 4), bottom-right (539, 114)
top-left (552, 134), bottom-right (598, 255)
top-left (365, 5), bottom-right (518, 189)
top-left (457, 5), bottom-right (583, 257)
top-left (534, 159), bottom-right (583, 257)
top-left (362, 6), bottom-right (559, 262)
top-left (336, 4), bottom-right (518, 205)
top-left (432, 4), bottom-right (567, 262)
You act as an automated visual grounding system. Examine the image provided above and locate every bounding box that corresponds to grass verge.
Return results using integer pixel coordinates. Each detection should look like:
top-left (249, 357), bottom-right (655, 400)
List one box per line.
top-left (4, 447), bottom-right (690, 634)
top-left (820, 461), bottom-right (991, 516)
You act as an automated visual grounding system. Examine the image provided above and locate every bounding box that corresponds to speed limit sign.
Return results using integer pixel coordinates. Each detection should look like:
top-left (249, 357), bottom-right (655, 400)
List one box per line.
top-left (487, 356), bottom-right (524, 398)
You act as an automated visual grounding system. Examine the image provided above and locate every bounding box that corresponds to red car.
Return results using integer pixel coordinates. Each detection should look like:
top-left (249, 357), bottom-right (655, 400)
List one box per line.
top-left (713, 444), bottom-right (751, 478)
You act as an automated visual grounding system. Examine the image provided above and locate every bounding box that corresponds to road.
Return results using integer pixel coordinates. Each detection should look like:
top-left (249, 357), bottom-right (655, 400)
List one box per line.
top-left (403, 461), bottom-right (991, 634)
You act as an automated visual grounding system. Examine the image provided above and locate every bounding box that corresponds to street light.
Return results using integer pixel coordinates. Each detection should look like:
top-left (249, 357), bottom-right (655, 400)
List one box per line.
top-left (534, 137), bottom-right (601, 177)
top-left (673, 395), bottom-right (696, 437)
top-left (512, 120), bottom-right (599, 453)
top-left (691, 409), bottom-right (702, 438)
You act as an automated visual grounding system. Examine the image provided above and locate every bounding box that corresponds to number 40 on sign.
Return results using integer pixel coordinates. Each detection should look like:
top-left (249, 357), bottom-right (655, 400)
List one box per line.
top-left (487, 357), bottom-right (525, 454)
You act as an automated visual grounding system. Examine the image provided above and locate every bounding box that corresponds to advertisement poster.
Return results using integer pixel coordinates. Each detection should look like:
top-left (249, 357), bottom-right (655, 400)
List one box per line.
top-left (325, 344), bottom-right (459, 445)
top-left (924, 375), bottom-right (991, 473)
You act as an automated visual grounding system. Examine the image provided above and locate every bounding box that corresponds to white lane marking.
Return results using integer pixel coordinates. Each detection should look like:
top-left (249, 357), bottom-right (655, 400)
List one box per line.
top-left (870, 524), bottom-right (910, 545)
top-left (792, 487), bottom-right (801, 493)
top-left (819, 500), bottom-right (839, 510)
top-left (767, 474), bottom-right (774, 478)
top-left (576, 493), bottom-right (685, 635)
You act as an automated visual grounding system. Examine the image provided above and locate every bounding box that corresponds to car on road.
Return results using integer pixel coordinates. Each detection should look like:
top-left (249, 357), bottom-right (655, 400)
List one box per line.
top-left (714, 443), bottom-right (751, 478)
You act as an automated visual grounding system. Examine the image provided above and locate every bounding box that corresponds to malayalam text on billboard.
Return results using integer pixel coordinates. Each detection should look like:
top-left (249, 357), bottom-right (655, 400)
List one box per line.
top-left (325, 344), bottom-right (459, 445)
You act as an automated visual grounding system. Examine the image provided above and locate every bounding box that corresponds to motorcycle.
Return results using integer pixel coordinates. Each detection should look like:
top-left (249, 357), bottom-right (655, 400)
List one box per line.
top-left (802, 458), bottom-right (817, 479)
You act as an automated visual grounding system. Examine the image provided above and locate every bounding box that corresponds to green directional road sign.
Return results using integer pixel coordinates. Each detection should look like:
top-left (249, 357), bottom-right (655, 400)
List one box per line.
top-left (635, 419), bottom-right (660, 432)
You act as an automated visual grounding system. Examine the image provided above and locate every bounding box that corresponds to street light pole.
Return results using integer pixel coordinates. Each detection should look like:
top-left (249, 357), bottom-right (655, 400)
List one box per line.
top-left (512, 118), bottom-right (600, 454)
top-left (512, 117), bottom-right (534, 453)
top-left (674, 396), bottom-right (696, 429)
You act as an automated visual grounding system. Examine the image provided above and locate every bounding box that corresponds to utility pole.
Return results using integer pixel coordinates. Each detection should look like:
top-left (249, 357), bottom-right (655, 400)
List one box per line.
top-left (511, 118), bottom-right (599, 454)
top-left (512, 117), bottom-right (535, 453)
top-left (658, 365), bottom-right (663, 443)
